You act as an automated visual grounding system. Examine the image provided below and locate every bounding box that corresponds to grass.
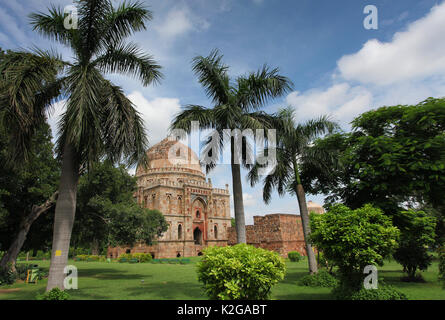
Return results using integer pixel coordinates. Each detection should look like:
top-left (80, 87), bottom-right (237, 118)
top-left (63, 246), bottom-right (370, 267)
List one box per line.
top-left (0, 257), bottom-right (443, 300)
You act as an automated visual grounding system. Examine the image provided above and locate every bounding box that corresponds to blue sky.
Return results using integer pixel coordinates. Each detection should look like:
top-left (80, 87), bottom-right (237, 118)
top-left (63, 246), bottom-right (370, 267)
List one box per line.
top-left (1, 0), bottom-right (444, 224)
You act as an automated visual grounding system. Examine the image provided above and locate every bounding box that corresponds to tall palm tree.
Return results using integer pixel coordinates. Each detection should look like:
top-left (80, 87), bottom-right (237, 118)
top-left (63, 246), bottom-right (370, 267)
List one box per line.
top-left (171, 50), bottom-right (293, 243)
top-left (248, 107), bottom-right (338, 274)
top-left (0, 0), bottom-right (162, 290)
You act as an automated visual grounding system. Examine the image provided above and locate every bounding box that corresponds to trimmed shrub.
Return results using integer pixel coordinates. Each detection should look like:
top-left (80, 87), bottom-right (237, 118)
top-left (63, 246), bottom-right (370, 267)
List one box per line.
top-left (117, 253), bottom-right (152, 263)
top-left (132, 253), bottom-right (152, 263)
top-left (75, 254), bottom-right (106, 262)
top-left (197, 244), bottom-right (286, 300)
top-left (36, 288), bottom-right (70, 300)
top-left (117, 253), bottom-right (132, 262)
top-left (288, 251), bottom-right (302, 262)
top-left (332, 283), bottom-right (407, 300)
top-left (298, 270), bottom-right (339, 288)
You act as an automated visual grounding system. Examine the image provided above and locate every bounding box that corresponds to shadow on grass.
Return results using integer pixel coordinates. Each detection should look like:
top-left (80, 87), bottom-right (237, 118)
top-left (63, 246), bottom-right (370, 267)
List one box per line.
top-left (125, 281), bottom-right (205, 300)
top-left (78, 267), bottom-right (151, 281)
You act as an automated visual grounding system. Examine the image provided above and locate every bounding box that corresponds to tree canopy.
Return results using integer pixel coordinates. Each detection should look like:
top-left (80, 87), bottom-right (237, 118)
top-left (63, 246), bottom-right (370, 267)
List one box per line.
top-left (72, 161), bottom-right (168, 253)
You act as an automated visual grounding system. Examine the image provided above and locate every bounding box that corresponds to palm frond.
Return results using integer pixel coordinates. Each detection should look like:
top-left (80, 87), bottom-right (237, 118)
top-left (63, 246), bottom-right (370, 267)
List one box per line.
top-left (100, 0), bottom-right (152, 49)
top-left (29, 4), bottom-right (77, 47)
top-left (170, 105), bottom-right (215, 133)
top-left (93, 42), bottom-right (162, 86)
top-left (0, 50), bottom-right (65, 163)
top-left (56, 65), bottom-right (105, 164)
top-left (236, 65), bottom-right (293, 112)
top-left (77, 0), bottom-right (112, 61)
top-left (192, 49), bottom-right (230, 105)
top-left (100, 81), bottom-right (149, 167)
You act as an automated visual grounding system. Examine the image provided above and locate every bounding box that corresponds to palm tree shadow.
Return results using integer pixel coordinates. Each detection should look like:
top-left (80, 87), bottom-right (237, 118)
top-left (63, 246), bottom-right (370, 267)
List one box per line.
top-left (78, 268), bottom-right (152, 281)
top-left (126, 282), bottom-right (205, 300)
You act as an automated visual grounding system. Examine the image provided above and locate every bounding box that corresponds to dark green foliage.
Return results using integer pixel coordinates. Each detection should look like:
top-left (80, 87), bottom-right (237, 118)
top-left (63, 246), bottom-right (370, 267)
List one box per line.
top-left (393, 210), bottom-right (436, 280)
top-left (287, 251), bottom-right (302, 262)
top-left (197, 244), bottom-right (286, 300)
top-left (36, 288), bottom-right (70, 300)
top-left (298, 270), bottom-right (338, 288)
top-left (0, 122), bottom-right (59, 254)
top-left (310, 204), bottom-right (399, 290)
top-left (438, 247), bottom-right (445, 286)
top-left (332, 282), bottom-right (408, 300)
top-left (302, 98), bottom-right (445, 226)
top-left (15, 264), bottom-right (46, 281)
top-left (72, 160), bottom-right (168, 250)
top-left (0, 265), bottom-right (15, 286)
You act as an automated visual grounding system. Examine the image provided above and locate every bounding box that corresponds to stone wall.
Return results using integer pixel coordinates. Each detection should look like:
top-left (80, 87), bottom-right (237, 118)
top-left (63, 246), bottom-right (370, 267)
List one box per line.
top-left (228, 214), bottom-right (307, 258)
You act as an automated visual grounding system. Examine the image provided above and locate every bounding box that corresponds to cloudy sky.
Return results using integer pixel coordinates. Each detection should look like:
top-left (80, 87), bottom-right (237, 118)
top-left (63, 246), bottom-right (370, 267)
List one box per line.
top-left (1, 0), bottom-right (444, 224)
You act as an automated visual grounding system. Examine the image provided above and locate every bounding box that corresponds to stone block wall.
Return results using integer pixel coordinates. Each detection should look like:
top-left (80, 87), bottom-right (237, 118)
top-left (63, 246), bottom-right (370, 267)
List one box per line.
top-left (228, 214), bottom-right (307, 257)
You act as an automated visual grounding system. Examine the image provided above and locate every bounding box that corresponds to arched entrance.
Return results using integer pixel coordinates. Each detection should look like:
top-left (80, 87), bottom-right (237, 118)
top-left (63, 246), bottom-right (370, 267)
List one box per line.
top-left (193, 227), bottom-right (202, 245)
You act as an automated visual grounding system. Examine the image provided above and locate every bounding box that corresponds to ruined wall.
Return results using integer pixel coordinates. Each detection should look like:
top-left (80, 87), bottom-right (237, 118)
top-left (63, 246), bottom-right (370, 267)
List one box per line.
top-left (228, 214), bottom-right (307, 258)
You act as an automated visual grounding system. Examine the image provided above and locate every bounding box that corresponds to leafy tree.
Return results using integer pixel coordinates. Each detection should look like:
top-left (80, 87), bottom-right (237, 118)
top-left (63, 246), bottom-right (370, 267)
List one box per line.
top-left (72, 161), bottom-right (168, 254)
top-left (248, 107), bottom-right (338, 274)
top-left (310, 204), bottom-right (400, 290)
top-left (171, 49), bottom-right (292, 244)
top-left (393, 210), bottom-right (436, 281)
top-left (0, 0), bottom-right (162, 290)
top-left (0, 121), bottom-right (59, 271)
top-left (303, 98), bottom-right (445, 215)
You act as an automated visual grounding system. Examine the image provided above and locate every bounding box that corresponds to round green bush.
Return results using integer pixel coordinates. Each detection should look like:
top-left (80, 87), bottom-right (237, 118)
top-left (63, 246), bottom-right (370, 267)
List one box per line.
top-left (197, 244), bottom-right (286, 300)
top-left (298, 270), bottom-right (339, 288)
top-left (288, 251), bottom-right (302, 262)
top-left (332, 283), bottom-right (407, 300)
top-left (36, 288), bottom-right (70, 300)
top-left (132, 253), bottom-right (152, 263)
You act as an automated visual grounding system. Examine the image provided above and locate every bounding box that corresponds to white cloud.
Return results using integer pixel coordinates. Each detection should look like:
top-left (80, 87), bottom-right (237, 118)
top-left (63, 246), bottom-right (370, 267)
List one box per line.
top-left (243, 193), bottom-right (257, 207)
top-left (286, 83), bottom-right (373, 124)
top-left (154, 7), bottom-right (210, 39)
top-left (287, 3), bottom-right (445, 126)
top-left (127, 91), bottom-right (182, 144)
top-left (338, 3), bottom-right (445, 86)
top-left (0, 7), bottom-right (28, 46)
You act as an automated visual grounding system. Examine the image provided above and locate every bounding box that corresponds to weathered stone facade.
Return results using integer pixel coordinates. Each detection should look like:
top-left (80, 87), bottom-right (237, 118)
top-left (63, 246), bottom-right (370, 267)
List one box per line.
top-left (228, 201), bottom-right (325, 258)
top-left (108, 137), bottom-right (232, 259)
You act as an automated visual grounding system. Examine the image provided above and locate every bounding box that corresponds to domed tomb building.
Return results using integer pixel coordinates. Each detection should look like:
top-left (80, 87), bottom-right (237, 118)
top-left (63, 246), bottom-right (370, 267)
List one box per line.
top-left (108, 137), bottom-right (231, 259)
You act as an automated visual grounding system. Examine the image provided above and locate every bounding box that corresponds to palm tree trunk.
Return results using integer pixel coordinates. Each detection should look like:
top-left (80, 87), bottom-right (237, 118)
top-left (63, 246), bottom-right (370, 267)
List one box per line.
top-left (0, 192), bottom-right (58, 272)
top-left (231, 162), bottom-right (246, 244)
top-left (295, 184), bottom-right (318, 274)
top-left (46, 143), bottom-right (79, 291)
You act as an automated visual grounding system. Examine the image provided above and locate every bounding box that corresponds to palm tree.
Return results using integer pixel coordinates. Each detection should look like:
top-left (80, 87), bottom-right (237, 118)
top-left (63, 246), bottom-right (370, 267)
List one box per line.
top-left (171, 50), bottom-right (293, 243)
top-left (0, 0), bottom-right (162, 290)
top-left (248, 107), bottom-right (338, 274)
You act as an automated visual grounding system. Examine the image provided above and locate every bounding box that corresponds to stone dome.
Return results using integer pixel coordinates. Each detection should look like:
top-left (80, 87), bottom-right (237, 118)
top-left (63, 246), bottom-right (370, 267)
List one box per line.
top-left (136, 137), bottom-right (203, 177)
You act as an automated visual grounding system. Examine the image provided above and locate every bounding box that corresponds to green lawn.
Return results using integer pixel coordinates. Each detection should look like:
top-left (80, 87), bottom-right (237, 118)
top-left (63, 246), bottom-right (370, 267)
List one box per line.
top-left (0, 258), bottom-right (443, 300)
